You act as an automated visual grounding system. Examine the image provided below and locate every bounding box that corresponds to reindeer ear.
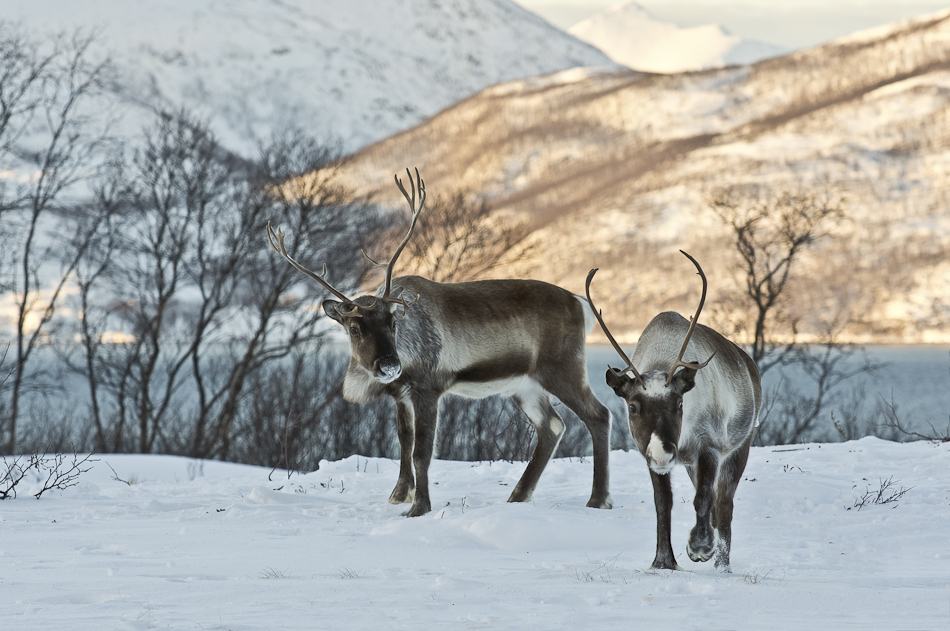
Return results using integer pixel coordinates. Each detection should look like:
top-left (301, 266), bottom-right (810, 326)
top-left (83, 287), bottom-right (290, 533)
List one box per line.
top-left (323, 299), bottom-right (344, 324)
top-left (605, 367), bottom-right (630, 395)
top-left (670, 367), bottom-right (698, 394)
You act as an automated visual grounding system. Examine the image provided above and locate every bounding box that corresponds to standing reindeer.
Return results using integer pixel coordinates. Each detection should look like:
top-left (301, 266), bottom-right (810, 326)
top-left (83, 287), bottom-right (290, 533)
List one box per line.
top-left (266, 169), bottom-right (613, 517)
top-left (586, 252), bottom-right (761, 571)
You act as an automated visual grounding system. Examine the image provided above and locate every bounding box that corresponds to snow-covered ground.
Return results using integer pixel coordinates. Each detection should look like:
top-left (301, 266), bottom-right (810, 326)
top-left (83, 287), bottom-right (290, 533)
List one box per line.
top-left (2, 438), bottom-right (947, 629)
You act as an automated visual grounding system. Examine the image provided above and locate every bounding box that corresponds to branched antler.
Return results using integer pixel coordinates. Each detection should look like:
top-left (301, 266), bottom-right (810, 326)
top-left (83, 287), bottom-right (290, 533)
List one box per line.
top-left (361, 167), bottom-right (426, 315)
top-left (265, 221), bottom-right (360, 314)
top-left (267, 168), bottom-right (427, 319)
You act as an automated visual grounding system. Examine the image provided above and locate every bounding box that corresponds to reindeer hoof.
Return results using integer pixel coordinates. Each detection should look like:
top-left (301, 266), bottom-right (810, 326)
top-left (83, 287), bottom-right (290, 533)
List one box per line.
top-left (650, 557), bottom-right (683, 571)
top-left (388, 485), bottom-right (414, 505)
top-left (402, 500), bottom-right (431, 517)
top-left (586, 494), bottom-right (614, 509)
top-left (687, 528), bottom-right (715, 562)
top-left (507, 488), bottom-right (533, 503)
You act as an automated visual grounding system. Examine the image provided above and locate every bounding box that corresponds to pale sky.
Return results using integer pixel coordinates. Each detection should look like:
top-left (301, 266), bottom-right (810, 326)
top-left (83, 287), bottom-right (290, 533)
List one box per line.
top-left (513, 1), bottom-right (950, 49)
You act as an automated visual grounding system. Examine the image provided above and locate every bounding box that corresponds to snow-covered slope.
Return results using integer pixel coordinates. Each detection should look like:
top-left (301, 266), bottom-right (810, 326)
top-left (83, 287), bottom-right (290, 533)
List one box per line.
top-left (569, 2), bottom-right (785, 73)
top-left (1, 439), bottom-right (946, 628)
top-left (5, 0), bottom-right (615, 155)
top-left (336, 9), bottom-right (950, 344)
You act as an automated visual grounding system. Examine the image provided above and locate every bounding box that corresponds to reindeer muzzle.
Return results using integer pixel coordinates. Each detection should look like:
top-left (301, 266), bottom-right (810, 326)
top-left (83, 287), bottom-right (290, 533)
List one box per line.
top-left (646, 432), bottom-right (676, 474)
top-left (374, 356), bottom-right (402, 383)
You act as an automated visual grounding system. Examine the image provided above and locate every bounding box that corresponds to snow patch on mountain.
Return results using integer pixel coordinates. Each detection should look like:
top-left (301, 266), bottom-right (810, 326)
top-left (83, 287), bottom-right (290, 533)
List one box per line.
top-left (5, 0), bottom-right (616, 155)
top-left (568, 1), bottom-right (785, 73)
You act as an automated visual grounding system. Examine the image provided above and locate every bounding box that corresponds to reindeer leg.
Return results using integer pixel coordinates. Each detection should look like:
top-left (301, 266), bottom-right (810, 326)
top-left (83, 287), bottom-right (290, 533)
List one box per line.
top-left (508, 388), bottom-right (564, 503)
top-left (650, 469), bottom-right (682, 570)
top-left (404, 391), bottom-right (439, 517)
top-left (559, 386), bottom-right (613, 509)
top-left (388, 397), bottom-right (415, 504)
top-left (687, 449), bottom-right (719, 563)
top-left (713, 434), bottom-right (752, 572)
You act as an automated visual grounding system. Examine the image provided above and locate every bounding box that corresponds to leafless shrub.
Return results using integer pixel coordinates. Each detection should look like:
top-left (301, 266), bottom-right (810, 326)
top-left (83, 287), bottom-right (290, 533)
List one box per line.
top-left (374, 189), bottom-right (535, 283)
top-left (574, 552), bottom-right (623, 584)
top-left (755, 330), bottom-right (881, 446)
top-left (436, 396), bottom-right (534, 462)
top-left (0, 455), bottom-right (29, 499)
top-left (830, 386), bottom-right (899, 443)
top-left (230, 349), bottom-right (393, 471)
top-left (742, 569), bottom-right (774, 585)
top-left (849, 476), bottom-right (911, 511)
top-left (878, 394), bottom-right (950, 443)
top-left (1, 450), bottom-right (96, 499)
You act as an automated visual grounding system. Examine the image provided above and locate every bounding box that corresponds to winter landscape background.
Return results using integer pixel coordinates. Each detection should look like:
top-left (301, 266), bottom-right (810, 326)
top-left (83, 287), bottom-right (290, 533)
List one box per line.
top-left (1, 2), bottom-right (949, 627)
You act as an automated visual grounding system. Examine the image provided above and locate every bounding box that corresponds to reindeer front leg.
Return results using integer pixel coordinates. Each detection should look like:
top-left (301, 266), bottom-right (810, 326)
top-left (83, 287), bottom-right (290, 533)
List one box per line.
top-left (404, 391), bottom-right (439, 517)
top-left (388, 397), bottom-right (415, 504)
top-left (649, 470), bottom-right (682, 570)
top-left (687, 449), bottom-right (719, 563)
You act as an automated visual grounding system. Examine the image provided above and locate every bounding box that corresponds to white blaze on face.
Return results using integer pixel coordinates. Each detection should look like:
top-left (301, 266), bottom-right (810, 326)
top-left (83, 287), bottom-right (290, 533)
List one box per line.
top-left (646, 432), bottom-right (674, 473)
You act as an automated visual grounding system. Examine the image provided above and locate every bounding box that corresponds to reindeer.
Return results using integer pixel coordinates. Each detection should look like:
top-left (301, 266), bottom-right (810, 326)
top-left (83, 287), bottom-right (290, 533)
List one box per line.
top-left (585, 252), bottom-right (761, 571)
top-left (266, 169), bottom-right (613, 517)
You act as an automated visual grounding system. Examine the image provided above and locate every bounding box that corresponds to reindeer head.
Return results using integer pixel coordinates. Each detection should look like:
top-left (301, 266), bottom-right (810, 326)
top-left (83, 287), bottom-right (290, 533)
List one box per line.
top-left (267, 168), bottom-right (425, 385)
top-left (586, 252), bottom-right (714, 474)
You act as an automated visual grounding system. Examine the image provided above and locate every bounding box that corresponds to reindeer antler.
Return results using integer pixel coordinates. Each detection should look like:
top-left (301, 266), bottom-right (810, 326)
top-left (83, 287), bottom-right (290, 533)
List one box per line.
top-left (665, 250), bottom-right (716, 384)
top-left (585, 268), bottom-right (645, 387)
top-left (360, 167), bottom-right (426, 315)
top-left (268, 168), bottom-right (426, 319)
top-left (266, 221), bottom-right (362, 315)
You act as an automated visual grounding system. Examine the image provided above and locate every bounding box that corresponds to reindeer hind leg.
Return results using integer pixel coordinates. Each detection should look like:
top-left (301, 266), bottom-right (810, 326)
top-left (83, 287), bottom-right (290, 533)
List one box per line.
top-left (507, 381), bottom-right (564, 503)
top-left (713, 435), bottom-right (753, 572)
top-left (558, 385), bottom-right (613, 509)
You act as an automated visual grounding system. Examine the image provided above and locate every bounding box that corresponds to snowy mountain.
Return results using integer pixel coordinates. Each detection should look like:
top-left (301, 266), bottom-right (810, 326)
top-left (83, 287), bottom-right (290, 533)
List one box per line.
top-left (5, 0), bottom-right (615, 155)
top-left (568, 2), bottom-right (785, 73)
top-left (335, 9), bottom-right (950, 344)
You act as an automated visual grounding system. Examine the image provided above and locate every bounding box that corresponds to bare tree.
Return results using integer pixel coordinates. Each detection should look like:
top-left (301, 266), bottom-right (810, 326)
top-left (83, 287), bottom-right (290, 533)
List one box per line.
top-left (709, 186), bottom-right (886, 445)
top-left (708, 186), bottom-right (843, 374)
top-left (61, 114), bottom-right (382, 458)
top-left (190, 127), bottom-right (382, 460)
top-left (61, 160), bottom-right (126, 450)
top-left (0, 26), bottom-right (112, 454)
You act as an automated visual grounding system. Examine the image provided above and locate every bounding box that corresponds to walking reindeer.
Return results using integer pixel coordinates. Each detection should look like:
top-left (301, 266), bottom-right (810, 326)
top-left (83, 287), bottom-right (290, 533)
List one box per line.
top-left (266, 169), bottom-right (613, 517)
top-left (586, 252), bottom-right (761, 571)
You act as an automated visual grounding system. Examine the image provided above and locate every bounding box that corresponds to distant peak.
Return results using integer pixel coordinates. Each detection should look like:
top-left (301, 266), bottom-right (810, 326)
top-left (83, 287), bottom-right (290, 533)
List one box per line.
top-left (569, 2), bottom-right (783, 74)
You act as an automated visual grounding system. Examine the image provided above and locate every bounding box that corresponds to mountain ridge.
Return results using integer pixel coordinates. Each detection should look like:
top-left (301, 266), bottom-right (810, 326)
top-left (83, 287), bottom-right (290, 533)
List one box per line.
top-left (334, 9), bottom-right (950, 344)
top-left (5, 0), bottom-right (616, 155)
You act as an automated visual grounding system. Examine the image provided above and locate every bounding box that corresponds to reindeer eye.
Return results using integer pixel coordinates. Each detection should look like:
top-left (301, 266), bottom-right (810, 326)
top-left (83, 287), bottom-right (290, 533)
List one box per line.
top-left (678, 400), bottom-right (683, 411)
top-left (628, 402), bottom-right (640, 415)
top-left (349, 325), bottom-right (360, 336)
